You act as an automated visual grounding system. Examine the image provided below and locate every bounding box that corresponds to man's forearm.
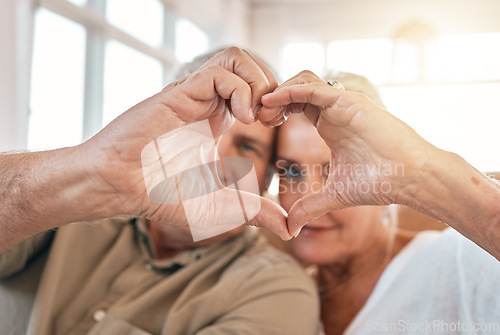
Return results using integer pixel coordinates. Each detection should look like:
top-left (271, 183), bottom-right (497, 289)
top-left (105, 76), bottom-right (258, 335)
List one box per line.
top-left (0, 147), bottom-right (112, 252)
top-left (403, 148), bottom-right (500, 260)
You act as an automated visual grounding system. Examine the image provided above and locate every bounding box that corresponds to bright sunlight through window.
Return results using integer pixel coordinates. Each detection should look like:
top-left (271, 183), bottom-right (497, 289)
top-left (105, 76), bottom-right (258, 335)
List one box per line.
top-left (175, 18), bottom-right (209, 63)
top-left (29, 9), bottom-right (85, 150)
top-left (106, 0), bottom-right (164, 47)
top-left (103, 41), bottom-right (163, 126)
top-left (282, 42), bottom-right (325, 80)
top-left (282, 32), bottom-right (500, 172)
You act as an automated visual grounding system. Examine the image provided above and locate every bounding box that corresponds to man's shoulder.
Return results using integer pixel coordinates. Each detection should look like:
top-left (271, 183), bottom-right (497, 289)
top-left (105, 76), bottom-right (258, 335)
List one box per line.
top-left (238, 232), bottom-right (303, 270)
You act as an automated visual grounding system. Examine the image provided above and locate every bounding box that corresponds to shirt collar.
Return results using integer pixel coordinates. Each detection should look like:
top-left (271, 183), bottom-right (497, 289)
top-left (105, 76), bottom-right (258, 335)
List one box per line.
top-left (132, 217), bottom-right (258, 271)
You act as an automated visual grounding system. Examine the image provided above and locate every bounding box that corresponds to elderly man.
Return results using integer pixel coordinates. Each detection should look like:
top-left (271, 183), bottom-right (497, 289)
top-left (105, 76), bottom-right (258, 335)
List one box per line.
top-left (0, 48), bottom-right (319, 335)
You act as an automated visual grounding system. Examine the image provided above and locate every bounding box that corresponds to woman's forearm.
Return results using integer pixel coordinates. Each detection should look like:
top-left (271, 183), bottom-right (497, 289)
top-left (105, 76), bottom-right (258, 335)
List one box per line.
top-left (402, 148), bottom-right (500, 259)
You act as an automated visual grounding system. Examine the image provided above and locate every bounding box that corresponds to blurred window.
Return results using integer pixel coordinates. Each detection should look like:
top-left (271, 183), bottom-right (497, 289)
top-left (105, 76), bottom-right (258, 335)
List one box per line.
top-left (425, 33), bottom-right (500, 82)
top-left (380, 83), bottom-right (500, 172)
top-left (28, 0), bottom-right (208, 150)
top-left (282, 32), bottom-right (500, 171)
top-left (103, 41), bottom-right (163, 125)
top-left (175, 18), bottom-right (209, 63)
top-left (282, 42), bottom-right (324, 80)
top-left (29, 9), bottom-right (86, 150)
top-left (327, 39), bottom-right (393, 85)
top-left (106, 0), bottom-right (163, 47)
top-left (66, 0), bottom-right (87, 6)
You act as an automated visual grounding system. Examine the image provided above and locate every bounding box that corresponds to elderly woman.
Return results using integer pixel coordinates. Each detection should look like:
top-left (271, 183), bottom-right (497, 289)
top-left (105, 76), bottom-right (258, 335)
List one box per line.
top-left (261, 71), bottom-right (500, 334)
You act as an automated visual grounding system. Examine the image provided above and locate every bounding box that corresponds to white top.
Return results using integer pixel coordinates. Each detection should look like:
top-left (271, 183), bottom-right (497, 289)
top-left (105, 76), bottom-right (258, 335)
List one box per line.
top-left (343, 228), bottom-right (500, 334)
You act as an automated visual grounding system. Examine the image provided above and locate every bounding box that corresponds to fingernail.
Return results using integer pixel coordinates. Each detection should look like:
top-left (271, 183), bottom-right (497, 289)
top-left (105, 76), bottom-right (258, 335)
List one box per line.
top-left (248, 108), bottom-right (255, 122)
top-left (254, 105), bottom-right (262, 118)
top-left (293, 226), bottom-right (303, 238)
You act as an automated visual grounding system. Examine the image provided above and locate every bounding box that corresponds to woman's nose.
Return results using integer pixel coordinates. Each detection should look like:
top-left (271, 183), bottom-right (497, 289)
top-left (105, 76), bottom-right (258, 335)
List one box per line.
top-left (301, 173), bottom-right (324, 196)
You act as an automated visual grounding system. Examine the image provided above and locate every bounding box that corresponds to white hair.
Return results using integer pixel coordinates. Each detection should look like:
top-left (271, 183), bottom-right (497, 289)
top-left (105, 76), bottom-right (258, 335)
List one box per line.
top-left (325, 70), bottom-right (386, 109)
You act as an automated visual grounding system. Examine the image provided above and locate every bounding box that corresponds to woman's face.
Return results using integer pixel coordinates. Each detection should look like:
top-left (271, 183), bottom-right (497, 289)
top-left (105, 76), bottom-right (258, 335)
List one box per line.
top-left (277, 114), bottom-right (385, 265)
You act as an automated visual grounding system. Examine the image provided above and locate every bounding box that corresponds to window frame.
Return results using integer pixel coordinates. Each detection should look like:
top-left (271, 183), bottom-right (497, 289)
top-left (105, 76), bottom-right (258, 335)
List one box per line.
top-left (36, 0), bottom-right (179, 140)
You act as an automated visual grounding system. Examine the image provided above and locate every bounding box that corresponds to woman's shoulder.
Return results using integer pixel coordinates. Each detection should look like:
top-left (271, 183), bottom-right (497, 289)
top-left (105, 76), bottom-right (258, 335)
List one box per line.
top-left (345, 228), bottom-right (500, 334)
top-left (412, 228), bottom-right (498, 265)
top-left (392, 227), bottom-right (498, 274)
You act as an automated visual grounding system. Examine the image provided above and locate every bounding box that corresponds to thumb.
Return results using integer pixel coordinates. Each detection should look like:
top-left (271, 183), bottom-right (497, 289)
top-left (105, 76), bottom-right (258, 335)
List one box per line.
top-left (287, 189), bottom-right (343, 237)
top-left (183, 186), bottom-right (291, 242)
top-left (248, 196), bottom-right (291, 241)
top-left (213, 188), bottom-right (291, 241)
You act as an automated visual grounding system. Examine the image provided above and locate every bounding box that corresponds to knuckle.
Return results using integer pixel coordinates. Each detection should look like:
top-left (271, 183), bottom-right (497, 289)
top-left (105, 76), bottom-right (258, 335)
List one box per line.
top-left (252, 78), bottom-right (271, 94)
top-left (299, 70), bottom-right (316, 77)
top-left (187, 64), bottom-right (221, 84)
top-left (201, 64), bottom-right (222, 74)
top-left (224, 46), bottom-right (245, 58)
top-left (295, 70), bottom-right (319, 85)
top-left (268, 76), bottom-right (279, 90)
top-left (240, 83), bottom-right (252, 95)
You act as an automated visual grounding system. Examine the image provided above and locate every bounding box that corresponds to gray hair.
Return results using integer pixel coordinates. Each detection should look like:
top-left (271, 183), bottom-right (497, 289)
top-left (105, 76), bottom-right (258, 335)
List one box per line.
top-left (174, 48), bottom-right (279, 82)
top-left (325, 70), bottom-right (386, 109)
top-left (174, 48), bottom-right (227, 80)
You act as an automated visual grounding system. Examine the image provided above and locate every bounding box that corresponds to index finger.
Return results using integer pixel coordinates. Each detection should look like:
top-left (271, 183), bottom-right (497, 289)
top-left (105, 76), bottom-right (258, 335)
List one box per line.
top-left (242, 50), bottom-right (279, 115)
top-left (206, 47), bottom-right (279, 120)
top-left (258, 71), bottom-right (337, 125)
top-left (262, 81), bottom-right (344, 109)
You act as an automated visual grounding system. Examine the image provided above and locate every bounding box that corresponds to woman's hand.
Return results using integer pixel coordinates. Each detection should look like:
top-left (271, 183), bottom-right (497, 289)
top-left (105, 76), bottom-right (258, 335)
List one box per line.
top-left (262, 70), bottom-right (500, 260)
top-left (260, 71), bottom-right (439, 235)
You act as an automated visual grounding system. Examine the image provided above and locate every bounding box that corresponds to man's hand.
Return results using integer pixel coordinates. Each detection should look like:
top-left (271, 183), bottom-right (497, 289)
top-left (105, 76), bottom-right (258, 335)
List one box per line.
top-left (0, 48), bottom-right (292, 252)
top-left (82, 47), bottom-right (292, 239)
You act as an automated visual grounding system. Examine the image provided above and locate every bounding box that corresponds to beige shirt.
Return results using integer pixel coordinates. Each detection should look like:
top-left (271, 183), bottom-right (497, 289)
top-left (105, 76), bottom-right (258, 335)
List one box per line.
top-left (0, 217), bottom-right (319, 335)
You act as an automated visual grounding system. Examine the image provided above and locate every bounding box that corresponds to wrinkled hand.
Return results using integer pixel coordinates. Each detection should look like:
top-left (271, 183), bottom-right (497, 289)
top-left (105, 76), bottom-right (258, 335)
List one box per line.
top-left (261, 71), bottom-right (437, 236)
top-left (80, 47), bottom-right (291, 240)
